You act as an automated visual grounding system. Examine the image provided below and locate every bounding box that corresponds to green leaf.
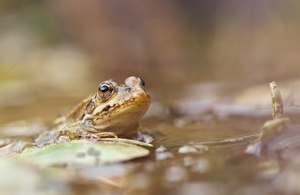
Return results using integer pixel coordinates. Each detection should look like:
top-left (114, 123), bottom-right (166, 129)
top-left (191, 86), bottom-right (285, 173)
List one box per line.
top-left (10, 140), bottom-right (149, 167)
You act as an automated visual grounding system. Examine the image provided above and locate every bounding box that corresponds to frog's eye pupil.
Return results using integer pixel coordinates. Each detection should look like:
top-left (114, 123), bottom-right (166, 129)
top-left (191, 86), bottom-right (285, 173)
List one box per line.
top-left (100, 84), bottom-right (110, 93)
top-left (138, 78), bottom-right (145, 87)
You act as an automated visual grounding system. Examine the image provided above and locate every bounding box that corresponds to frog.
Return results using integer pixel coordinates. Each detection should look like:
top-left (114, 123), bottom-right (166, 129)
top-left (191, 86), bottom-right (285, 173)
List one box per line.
top-left (35, 76), bottom-right (151, 145)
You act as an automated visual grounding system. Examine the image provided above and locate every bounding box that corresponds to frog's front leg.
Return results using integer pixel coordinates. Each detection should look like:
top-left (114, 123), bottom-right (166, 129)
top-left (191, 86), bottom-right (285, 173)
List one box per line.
top-left (56, 124), bottom-right (118, 143)
top-left (95, 132), bottom-right (118, 138)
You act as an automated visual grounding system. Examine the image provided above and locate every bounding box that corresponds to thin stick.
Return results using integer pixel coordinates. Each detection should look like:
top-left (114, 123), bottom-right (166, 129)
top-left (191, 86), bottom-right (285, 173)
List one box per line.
top-left (270, 81), bottom-right (283, 119)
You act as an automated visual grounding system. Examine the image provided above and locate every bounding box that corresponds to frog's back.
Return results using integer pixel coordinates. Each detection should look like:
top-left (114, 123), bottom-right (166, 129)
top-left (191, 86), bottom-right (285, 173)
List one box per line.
top-left (53, 95), bottom-right (93, 125)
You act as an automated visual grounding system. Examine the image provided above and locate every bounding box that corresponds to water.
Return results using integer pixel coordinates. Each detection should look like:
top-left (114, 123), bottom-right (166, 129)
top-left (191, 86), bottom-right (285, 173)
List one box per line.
top-left (0, 79), bottom-right (300, 195)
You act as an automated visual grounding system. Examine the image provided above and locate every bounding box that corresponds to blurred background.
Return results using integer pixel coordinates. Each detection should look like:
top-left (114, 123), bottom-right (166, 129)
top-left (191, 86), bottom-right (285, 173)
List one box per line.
top-left (1, 0), bottom-right (300, 122)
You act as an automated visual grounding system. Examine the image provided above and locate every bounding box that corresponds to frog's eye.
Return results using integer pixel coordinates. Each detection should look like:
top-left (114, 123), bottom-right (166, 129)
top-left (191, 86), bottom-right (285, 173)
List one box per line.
top-left (137, 77), bottom-right (145, 87)
top-left (97, 82), bottom-right (116, 101)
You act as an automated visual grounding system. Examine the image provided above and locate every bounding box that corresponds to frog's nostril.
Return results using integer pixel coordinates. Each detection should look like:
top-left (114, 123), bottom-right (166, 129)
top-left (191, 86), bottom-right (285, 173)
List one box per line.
top-left (125, 87), bottom-right (132, 92)
top-left (138, 78), bottom-right (145, 87)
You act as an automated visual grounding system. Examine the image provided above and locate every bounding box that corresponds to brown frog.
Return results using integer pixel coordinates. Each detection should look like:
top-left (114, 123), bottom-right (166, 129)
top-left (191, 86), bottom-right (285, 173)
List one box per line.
top-left (36, 76), bottom-right (151, 144)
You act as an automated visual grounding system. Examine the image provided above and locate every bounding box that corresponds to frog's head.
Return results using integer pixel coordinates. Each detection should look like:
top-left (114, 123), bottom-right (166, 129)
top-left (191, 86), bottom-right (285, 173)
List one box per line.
top-left (82, 76), bottom-right (150, 136)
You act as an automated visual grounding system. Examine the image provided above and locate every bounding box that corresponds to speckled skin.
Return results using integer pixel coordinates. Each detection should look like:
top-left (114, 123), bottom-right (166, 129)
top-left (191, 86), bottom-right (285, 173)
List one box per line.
top-left (54, 76), bottom-right (150, 139)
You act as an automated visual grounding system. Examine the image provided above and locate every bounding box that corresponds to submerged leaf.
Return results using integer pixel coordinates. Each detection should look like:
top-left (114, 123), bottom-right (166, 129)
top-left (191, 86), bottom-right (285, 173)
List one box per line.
top-left (0, 160), bottom-right (42, 195)
top-left (9, 140), bottom-right (149, 167)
